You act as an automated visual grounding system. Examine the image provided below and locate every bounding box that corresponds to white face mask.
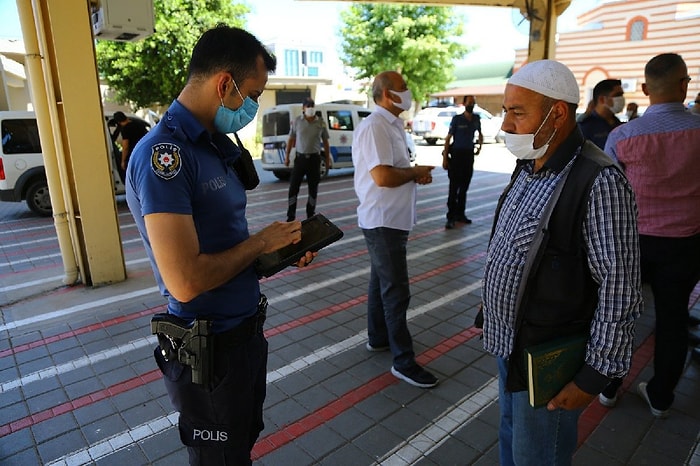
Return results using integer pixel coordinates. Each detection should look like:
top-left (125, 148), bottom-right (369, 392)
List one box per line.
top-left (607, 95), bottom-right (625, 114)
top-left (389, 89), bottom-right (413, 111)
top-left (504, 106), bottom-right (557, 160)
top-left (304, 107), bottom-right (316, 118)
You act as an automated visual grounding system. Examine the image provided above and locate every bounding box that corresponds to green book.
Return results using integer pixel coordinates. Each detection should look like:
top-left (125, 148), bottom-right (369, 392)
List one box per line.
top-left (525, 333), bottom-right (588, 408)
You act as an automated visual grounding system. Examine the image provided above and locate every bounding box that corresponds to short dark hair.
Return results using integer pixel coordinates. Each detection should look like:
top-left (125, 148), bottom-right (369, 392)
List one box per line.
top-left (644, 53), bottom-right (686, 95)
top-left (113, 111), bottom-right (127, 123)
top-left (462, 95), bottom-right (475, 105)
top-left (187, 25), bottom-right (276, 83)
top-left (592, 79), bottom-right (622, 101)
top-left (303, 97), bottom-right (315, 107)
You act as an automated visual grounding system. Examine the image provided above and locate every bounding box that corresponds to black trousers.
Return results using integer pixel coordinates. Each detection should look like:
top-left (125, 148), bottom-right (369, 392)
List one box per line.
top-left (446, 150), bottom-right (474, 221)
top-left (643, 233), bottom-right (700, 409)
top-left (156, 332), bottom-right (268, 465)
top-left (287, 153), bottom-right (320, 221)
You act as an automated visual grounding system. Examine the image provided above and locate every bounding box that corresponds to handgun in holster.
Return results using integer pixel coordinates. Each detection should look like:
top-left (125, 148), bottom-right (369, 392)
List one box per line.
top-left (151, 314), bottom-right (213, 386)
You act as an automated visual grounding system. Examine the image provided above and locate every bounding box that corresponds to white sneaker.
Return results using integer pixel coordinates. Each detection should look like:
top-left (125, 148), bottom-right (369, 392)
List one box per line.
top-left (598, 392), bottom-right (617, 408)
top-left (637, 382), bottom-right (669, 418)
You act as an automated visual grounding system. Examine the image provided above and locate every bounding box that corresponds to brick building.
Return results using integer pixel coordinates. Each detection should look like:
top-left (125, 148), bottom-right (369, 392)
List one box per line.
top-left (438, 0), bottom-right (700, 115)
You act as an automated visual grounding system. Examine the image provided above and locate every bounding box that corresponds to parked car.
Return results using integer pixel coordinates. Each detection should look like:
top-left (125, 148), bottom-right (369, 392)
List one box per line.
top-left (411, 105), bottom-right (504, 145)
top-left (0, 111), bottom-right (130, 216)
top-left (405, 131), bottom-right (417, 162)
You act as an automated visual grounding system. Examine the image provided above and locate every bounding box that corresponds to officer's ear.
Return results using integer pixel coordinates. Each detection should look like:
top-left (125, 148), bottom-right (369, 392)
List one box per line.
top-left (216, 74), bottom-right (231, 100)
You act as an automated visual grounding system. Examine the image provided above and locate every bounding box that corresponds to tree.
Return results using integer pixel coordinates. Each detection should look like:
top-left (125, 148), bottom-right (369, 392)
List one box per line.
top-left (339, 4), bottom-right (468, 109)
top-left (96, 0), bottom-right (249, 109)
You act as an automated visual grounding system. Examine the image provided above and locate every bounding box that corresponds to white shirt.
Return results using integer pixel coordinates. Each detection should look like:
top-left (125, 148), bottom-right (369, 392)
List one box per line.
top-left (352, 106), bottom-right (417, 231)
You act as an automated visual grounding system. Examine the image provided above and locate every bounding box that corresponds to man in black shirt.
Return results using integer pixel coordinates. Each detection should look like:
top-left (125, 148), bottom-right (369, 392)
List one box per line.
top-left (441, 95), bottom-right (483, 229)
top-left (113, 111), bottom-right (149, 181)
top-left (577, 79), bottom-right (624, 149)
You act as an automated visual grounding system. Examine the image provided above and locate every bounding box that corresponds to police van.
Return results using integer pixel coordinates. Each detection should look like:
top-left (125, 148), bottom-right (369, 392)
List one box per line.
top-left (260, 102), bottom-right (372, 180)
top-left (0, 110), bottom-right (129, 216)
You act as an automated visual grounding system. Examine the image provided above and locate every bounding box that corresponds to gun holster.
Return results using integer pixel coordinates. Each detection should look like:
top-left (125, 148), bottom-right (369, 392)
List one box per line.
top-left (151, 314), bottom-right (213, 385)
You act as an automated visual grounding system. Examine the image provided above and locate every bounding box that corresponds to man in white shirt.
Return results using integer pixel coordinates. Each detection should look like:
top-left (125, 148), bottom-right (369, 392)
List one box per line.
top-left (352, 70), bottom-right (438, 388)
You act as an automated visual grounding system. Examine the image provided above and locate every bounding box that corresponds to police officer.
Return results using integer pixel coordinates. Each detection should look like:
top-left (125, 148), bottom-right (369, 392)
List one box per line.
top-left (442, 95), bottom-right (483, 229)
top-left (284, 97), bottom-right (331, 221)
top-left (126, 26), bottom-right (315, 465)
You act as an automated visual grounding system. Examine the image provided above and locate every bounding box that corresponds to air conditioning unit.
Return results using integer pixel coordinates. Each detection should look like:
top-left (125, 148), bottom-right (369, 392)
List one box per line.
top-left (91, 0), bottom-right (155, 42)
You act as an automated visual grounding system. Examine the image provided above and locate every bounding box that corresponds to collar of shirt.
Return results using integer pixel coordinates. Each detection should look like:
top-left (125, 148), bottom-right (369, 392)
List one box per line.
top-left (641, 102), bottom-right (689, 116)
top-left (538, 126), bottom-right (585, 174)
top-left (582, 110), bottom-right (621, 128)
top-left (167, 99), bottom-right (209, 143)
top-left (374, 105), bottom-right (404, 131)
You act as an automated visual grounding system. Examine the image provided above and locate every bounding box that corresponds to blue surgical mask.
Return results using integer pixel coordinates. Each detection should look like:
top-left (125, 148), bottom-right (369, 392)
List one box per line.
top-left (213, 79), bottom-right (259, 134)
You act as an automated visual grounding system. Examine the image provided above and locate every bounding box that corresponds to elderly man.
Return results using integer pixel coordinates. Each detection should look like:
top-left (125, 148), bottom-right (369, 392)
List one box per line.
top-left (352, 71), bottom-right (438, 388)
top-left (481, 60), bottom-right (642, 465)
top-left (604, 53), bottom-right (700, 418)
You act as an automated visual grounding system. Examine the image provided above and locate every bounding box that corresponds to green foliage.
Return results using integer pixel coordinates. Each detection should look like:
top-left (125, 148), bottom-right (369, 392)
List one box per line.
top-left (339, 4), bottom-right (468, 108)
top-left (96, 0), bottom-right (249, 109)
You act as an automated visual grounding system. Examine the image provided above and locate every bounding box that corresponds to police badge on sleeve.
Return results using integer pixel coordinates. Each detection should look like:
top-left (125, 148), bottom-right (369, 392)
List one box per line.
top-left (151, 142), bottom-right (182, 180)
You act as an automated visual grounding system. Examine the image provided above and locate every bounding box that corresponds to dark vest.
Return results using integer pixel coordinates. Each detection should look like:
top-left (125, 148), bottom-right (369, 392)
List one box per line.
top-left (496, 142), bottom-right (618, 391)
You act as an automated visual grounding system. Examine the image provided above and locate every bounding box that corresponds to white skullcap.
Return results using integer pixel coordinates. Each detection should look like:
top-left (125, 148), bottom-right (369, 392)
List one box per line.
top-left (508, 59), bottom-right (580, 104)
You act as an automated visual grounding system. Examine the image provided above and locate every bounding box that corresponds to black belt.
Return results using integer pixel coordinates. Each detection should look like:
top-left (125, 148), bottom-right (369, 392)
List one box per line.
top-left (214, 294), bottom-right (268, 349)
top-left (298, 152), bottom-right (320, 156)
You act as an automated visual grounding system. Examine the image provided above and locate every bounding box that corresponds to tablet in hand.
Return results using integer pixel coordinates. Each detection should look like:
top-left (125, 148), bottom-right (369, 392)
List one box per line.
top-left (255, 213), bottom-right (344, 278)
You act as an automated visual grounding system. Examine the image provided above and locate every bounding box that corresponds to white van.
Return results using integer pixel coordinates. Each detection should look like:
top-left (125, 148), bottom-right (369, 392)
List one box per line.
top-left (0, 111), bottom-right (127, 216)
top-left (260, 103), bottom-right (372, 180)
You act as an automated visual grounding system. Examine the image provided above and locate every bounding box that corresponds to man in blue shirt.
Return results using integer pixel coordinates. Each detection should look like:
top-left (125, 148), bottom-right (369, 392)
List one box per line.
top-left (127, 26), bottom-right (314, 465)
top-left (441, 95), bottom-right (483, 229)
top-left (578, 78), bottom-right (624, 149)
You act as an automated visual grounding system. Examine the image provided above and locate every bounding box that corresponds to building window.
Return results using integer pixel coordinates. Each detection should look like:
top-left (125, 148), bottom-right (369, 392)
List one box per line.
top-left (627, 17), bottom-right (647, 41)
top-left (310, 51), bottom-right (323, 64)
top-left (326, 110), bottom-right (354, 130)
top-left (284, 49), bottom-right (323, 76)
top-left (285, 49), bottom-right (300, 76)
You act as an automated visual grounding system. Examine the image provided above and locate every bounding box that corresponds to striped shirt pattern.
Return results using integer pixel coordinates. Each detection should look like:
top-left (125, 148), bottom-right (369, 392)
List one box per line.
top-left (482, 155), bottom-right (642, 378)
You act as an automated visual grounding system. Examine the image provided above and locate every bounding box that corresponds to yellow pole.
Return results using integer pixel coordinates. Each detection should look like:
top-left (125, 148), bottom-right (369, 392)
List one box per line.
top-left (15, 0), bottom-right (80, 285)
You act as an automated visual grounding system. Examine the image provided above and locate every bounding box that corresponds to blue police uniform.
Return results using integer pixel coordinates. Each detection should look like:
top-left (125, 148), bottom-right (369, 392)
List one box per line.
top-left (126, 99), bottom-right (267, 464)
top-left (446, 112), bottom-right (481, 222)
top-left (577, 110), bottom-right (622, 150)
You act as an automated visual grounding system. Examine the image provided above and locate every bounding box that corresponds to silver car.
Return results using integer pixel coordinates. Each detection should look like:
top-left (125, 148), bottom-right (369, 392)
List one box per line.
top-left (411, 105), bottom-right (504, 145)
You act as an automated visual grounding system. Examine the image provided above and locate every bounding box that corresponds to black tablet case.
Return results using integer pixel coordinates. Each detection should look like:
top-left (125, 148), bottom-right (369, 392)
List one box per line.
top-left (255, 213), bottom-right (344, 277)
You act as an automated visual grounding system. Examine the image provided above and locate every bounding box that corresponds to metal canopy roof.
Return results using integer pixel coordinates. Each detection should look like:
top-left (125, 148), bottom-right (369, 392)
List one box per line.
top-left (302, 0), bottom-right (571, 15)
top-left (303, 0), bottom-right (573, 61)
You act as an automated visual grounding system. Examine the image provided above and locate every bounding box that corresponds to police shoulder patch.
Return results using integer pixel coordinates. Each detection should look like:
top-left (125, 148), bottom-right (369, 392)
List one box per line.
top-left (150, 142), bottom-right (182, 180)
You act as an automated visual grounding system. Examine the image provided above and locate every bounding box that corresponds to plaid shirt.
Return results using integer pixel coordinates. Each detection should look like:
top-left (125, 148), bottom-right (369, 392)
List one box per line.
top-left (482, 131), bottom-right (642, 379)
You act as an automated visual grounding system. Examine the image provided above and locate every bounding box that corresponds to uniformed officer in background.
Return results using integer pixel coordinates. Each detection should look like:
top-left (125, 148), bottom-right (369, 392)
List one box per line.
top-left (126, 25), bottom-right (314, 465)
top-left (284, 97), bottom-right (331, 221)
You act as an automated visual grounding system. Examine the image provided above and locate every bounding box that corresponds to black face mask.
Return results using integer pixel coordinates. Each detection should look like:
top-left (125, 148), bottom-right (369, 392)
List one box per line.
top-left (465, 105), bottom-right (475, 113)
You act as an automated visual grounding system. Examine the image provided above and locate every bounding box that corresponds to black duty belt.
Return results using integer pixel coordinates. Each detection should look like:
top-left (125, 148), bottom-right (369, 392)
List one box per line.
top-left (151, 294), bottom-right (268, 385)
top-left (214, 294), bottom-right (268, 349)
